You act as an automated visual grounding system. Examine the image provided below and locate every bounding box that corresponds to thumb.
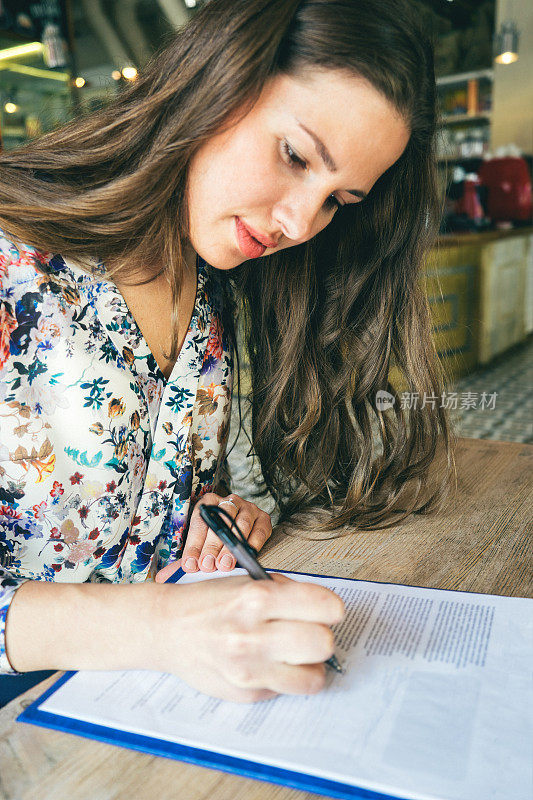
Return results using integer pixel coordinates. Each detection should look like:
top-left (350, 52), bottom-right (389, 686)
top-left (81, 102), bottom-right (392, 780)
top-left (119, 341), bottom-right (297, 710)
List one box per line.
top-left (155, 558), bottom-right (182, 583)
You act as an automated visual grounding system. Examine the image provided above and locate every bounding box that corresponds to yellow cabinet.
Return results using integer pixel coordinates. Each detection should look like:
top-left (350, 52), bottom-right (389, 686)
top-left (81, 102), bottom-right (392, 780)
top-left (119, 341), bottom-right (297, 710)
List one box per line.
top-left (479, 236), bottom-right (528, 362)
top-left (424, 244), bottom-right (480, 380)
top-left (425, 230), bottom-right (532, 380)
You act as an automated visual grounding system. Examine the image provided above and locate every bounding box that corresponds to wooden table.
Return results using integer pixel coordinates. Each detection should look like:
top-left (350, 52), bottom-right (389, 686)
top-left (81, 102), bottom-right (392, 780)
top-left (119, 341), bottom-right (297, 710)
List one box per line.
top-left (1, 438), bottom-right (531, 800)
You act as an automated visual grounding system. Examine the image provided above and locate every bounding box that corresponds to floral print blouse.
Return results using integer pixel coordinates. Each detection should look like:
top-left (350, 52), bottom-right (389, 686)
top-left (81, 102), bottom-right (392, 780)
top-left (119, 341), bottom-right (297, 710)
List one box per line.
top-left (0, 232), bottom-right (233, 673)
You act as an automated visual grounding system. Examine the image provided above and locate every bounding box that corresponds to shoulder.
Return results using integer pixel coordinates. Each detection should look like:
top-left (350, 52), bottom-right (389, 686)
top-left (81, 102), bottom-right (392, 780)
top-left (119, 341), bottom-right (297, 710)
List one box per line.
top-left (0, 232), bottom-right (47, 372)
top-left (0, 230), bottom-right (81, 374)
top-left (0, 230), bottom-right (51, 289)
top-left (0, 229), bottom-right (79, 300)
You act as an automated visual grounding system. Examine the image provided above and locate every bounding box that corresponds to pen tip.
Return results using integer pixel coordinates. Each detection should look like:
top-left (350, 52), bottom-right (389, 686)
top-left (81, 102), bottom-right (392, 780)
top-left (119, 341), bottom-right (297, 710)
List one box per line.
top-left (326, 655), bottom-right (345, 674)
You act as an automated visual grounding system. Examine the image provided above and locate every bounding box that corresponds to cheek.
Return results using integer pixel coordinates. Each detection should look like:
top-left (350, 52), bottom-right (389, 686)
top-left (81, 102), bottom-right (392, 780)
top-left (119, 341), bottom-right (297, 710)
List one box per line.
top-left (222, 126), bottom-right (282, 206)
top-left (193, 156), bottom-right (276, 215)
top-left (230, 151), bottom-right (280, 207)
top-left (189, 127), bottom-right (283, 223)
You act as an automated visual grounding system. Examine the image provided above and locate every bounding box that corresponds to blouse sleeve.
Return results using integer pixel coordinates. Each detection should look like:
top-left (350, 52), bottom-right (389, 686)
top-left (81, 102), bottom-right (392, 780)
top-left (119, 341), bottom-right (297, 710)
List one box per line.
top-left (0, 234), bottom-right (32, 673)
top-left (0, 571), bottom-right (28, 674)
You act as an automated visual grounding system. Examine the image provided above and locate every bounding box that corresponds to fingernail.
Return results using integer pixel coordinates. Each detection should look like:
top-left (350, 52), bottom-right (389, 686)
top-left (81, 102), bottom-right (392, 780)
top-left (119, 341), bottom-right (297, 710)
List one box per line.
top-left (202, 554), bottom-right (215, 570)
top-left (184, 557), bottom-right (197, 570)
top-left (220, 554), bottom-right (234, 569)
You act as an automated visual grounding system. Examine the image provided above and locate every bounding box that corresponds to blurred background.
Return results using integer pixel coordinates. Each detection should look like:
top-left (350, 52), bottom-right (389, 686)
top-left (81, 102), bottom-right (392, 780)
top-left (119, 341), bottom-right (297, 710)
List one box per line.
top-left (0, 1), bottom-right (530, 482)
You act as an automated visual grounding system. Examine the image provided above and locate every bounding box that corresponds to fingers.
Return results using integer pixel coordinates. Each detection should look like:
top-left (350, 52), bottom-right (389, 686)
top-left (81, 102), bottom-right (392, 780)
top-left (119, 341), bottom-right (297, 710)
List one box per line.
top-left (230, 658), bottom-right (327, 697)
top-left (265, 663), bottom-right (327, 696)
top-left (220, 617), bottom-right (330, 696)
top-left (184, 527), bottom-right (223, 573)
top-left (238, 576), bottom-right (346, 627)
top-left (216, 502), bottom-right (272, 571)
top-left (182, 492), bottom-right (222, 572)
top-left (264, 620), bottom-right (337, 665)
top-left (216, 658), bottom-right (326, 700)
top-left (244, 510), bottom-right (272, 555)
top-left (223, 614), bottom-right (336, 697)
top-left (181, 493), bottom-right (272, 574)
top-left (213, 495), bottom-right (240, 571)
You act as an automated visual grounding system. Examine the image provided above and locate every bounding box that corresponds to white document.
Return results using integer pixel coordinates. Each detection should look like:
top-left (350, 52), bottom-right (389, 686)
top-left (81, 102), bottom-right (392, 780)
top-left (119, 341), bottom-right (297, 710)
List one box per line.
top-left (37, 571), bottom-right (532, 800)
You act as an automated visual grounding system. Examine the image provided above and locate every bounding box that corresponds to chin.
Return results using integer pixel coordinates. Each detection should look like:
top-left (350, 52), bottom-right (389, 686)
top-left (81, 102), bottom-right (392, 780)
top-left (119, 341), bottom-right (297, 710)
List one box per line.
top-left (197, 246), bottom-right (245, 270)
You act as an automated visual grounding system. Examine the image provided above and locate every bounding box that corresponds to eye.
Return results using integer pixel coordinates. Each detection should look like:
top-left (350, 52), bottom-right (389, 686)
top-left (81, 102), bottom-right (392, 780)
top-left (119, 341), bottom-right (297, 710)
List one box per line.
top-left (281, 139), bottom-right (307, 170)
top-left (281, 139), bottom-right (350, 212)
top-left (324, 194), bottom-right (343, 211)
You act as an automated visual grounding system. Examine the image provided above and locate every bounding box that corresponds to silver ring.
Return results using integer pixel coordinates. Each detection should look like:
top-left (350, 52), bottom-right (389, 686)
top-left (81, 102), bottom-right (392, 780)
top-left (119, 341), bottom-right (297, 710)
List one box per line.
top-left (218, 499), bottom-right (238, 510)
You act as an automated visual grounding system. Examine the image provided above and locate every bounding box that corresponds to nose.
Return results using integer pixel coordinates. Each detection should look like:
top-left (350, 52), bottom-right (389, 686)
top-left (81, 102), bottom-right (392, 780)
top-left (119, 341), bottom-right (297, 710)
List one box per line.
top-left (272, 188), bottom-right (327, 244)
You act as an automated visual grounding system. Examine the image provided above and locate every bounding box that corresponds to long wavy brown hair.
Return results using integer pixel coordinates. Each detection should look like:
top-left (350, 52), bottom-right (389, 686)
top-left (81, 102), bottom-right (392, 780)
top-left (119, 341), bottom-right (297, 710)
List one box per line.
top-left (0, 0), bottom-right (455, 533)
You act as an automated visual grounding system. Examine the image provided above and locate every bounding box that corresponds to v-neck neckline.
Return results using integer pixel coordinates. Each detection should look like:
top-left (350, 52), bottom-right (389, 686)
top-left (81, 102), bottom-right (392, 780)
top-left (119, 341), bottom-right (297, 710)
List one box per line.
top-left (65, 254), bottom-right (209, 387)
top-left (109, 259), bottom-right (202, 386)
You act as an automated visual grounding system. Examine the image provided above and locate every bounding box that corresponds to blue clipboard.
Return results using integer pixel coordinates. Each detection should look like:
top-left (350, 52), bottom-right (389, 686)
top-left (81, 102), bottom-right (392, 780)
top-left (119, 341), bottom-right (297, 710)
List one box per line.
top-left (16, 568), bottom-right (426, 800)
top-left (17, 675), bottom-right (396, 800)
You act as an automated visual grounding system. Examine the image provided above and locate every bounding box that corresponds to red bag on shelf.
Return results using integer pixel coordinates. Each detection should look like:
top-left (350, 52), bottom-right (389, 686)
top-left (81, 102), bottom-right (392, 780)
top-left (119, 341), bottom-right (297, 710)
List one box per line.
top-left (478, 157), bottom-right (532, 222)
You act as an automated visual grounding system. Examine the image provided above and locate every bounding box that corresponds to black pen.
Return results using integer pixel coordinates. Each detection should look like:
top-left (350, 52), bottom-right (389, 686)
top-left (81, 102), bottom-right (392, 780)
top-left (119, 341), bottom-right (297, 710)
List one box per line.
top-left (198, 504), bottom-right (345, 675)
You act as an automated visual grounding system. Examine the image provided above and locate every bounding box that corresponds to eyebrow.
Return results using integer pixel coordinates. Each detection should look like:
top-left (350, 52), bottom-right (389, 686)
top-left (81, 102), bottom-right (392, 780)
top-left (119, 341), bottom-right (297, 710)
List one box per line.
top-left (297, 121), bottom-right (368, 199)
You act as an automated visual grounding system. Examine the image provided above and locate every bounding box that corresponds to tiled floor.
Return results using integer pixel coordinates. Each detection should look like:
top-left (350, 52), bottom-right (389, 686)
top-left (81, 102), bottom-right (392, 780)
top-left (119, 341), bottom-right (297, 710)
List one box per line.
top-left (450, 335), bottom-right (532, 443)
top-left (227, 336), bottom-right (533, 505)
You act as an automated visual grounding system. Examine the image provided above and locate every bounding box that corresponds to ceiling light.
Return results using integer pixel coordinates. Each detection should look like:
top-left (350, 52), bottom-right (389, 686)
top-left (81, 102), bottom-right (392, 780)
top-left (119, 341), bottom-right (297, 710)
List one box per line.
top-left (497, 51), bottom-right (518, 65)
top-left (0, 63), bottom-right (68, 81)
top-left (494, 20), bottom-right (520, 65)
top-left (121, 66), bottom-right (138, 81)
top-left (0, 42), bottom-right (42, 62)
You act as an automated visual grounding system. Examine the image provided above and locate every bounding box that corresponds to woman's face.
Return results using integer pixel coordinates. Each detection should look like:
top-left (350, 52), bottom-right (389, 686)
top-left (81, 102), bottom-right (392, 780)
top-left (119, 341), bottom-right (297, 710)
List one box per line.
top-left (186, 69), bottom-right (410, 269)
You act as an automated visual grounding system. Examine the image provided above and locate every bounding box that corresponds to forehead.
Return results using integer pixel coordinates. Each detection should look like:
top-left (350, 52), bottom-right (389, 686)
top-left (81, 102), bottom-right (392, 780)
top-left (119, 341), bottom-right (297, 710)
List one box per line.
top-left (257, 70), bottom-right (410, 189)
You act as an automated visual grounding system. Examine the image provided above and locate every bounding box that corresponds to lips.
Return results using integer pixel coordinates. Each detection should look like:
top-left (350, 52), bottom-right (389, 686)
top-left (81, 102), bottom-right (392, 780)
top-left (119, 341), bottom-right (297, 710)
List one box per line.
top-left (235, 217), bottom-right (277, 259)
top-left (241, 221), bottom-right (278, 249)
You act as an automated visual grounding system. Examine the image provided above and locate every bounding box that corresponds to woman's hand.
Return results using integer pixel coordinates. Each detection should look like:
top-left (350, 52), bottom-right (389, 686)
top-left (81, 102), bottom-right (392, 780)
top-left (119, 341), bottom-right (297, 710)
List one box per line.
top-left (149, 573), bottom-right (346, 703)
top-left (157, 493), bottom-right (272, 581)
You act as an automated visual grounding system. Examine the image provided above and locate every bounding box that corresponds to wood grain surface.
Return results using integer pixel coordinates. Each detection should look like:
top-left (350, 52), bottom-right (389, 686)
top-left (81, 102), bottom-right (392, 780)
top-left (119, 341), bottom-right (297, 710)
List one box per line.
top-left (1, 438), bottom-right (531, 800)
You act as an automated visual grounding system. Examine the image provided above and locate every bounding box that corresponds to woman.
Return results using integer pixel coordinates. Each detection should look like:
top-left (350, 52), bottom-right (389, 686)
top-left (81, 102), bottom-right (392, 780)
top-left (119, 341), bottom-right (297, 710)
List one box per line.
top-left (0, 0), bottom-right (452, 704)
